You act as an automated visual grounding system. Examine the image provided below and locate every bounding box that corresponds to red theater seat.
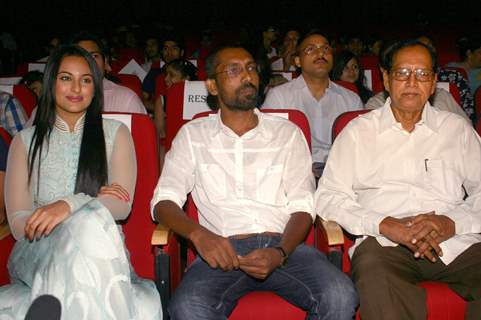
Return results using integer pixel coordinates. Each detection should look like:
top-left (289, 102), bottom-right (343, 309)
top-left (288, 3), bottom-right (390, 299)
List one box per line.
top-left (114, 73), bottom-right (143, 98)
top-left (0, 128), bottom-right (14, 286)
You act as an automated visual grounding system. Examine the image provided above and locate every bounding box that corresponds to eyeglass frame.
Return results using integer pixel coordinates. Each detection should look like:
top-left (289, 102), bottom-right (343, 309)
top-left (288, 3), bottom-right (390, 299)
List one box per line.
top-left (213, 62), bottom-right (259, 78)
top-left (389, 67), bottom-right (436, 82)
top-left (300, 43), bottom-right (333, 56)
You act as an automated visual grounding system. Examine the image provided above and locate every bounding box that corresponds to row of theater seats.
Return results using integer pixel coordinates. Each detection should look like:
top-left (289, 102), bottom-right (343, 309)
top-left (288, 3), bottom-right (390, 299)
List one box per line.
top-left (1, 77), bottom-right (479, 319)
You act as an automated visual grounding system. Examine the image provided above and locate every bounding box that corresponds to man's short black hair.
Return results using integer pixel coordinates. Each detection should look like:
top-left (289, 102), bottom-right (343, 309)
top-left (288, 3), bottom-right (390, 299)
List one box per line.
top-left (67, 31), bottom-right (107, 58)
top-left (383, 39), bottom-right (438, 72)
top-left (204, 44), bottom-right (258, 110)
top-left (162, 34), bottom-right (185, 51)
top-left (297, 29), bottom-right (330, 50)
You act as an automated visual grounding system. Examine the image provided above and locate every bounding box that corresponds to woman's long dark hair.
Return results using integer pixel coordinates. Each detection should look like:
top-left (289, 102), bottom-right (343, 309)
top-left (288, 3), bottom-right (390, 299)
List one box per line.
top-left (29, 45), bottom-right (107, 196)
top-left (331, 50), bottom-right (373, 103)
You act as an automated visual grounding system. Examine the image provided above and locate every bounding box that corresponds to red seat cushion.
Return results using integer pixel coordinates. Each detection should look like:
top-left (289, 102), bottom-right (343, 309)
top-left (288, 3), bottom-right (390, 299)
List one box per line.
top-left (229, 292), bottom-right (305, 320)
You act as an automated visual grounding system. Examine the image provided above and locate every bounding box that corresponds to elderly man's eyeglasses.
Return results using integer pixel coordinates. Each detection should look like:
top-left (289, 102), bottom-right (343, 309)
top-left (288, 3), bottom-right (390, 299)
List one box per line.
top-left (215, 63), bottom-right (258, 78)
top-left (302, 44), bottom-right (332, 56)
top-left (391, 68), bottom-right (435, 82)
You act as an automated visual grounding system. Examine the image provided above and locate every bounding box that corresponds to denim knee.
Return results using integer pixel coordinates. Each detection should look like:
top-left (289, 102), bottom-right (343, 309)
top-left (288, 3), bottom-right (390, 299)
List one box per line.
top-left (320, 272), bottom-right (359, 319)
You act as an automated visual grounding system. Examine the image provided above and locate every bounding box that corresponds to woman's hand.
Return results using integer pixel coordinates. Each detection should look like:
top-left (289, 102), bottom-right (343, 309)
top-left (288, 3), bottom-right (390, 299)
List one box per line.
top-left (99, 183), bottom-right (130, 202)
top-left (24, 200), bottom-right (71, 241)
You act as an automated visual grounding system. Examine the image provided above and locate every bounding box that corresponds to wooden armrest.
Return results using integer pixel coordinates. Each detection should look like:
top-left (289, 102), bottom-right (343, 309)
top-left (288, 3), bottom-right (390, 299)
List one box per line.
top-left (0, 222), bottom-right (11, 241)
top-left (318, 219), bottom-right (344, 246)
top-left (151, 223), bottom-right (172, 246)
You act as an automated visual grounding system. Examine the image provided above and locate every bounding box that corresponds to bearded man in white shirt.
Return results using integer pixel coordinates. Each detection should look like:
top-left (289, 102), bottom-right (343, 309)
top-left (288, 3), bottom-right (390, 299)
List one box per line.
top-left (315, 39), bottom-right (481, 320)
top-left (151, 45), bottom-right (358, 320)
top-left (263, 31), bottom-right (363, 177)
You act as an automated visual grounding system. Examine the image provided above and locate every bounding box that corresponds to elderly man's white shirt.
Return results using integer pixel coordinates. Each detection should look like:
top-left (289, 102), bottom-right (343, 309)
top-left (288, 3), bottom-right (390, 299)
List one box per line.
top-left (262, 75), bottom-right (363, 163)
top-left (315, 98), bottom-right (481, 264)
top-left (151, 109), bottom-right (315, 237)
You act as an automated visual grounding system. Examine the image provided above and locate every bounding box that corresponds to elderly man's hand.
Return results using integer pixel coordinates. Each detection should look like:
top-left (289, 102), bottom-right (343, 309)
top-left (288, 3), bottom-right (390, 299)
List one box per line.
top-left (409, 213), bottom-right (455, 261)
top-left (379, 216), bottom-right (439, 262)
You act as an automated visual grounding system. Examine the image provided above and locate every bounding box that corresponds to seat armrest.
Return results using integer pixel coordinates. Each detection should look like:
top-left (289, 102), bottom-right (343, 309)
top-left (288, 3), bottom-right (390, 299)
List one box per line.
top-left (0, 222), bottom-right (10, 241)
top-left (151, 223), bottom-right (172, 246)
top-left (317, 219), bottom-right (344, 246)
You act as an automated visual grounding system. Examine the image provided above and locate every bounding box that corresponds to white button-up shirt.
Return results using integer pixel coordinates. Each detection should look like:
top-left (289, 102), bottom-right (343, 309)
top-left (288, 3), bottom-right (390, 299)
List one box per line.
top-left (262, 75), bottom-right (363, 163)
top-left (315, 98), bottom-right (481, 264)
top-left (151, 108), bottom-right (315, 237)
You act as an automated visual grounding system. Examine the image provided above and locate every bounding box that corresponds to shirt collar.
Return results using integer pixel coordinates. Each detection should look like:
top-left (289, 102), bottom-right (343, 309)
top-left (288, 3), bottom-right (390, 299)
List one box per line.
top-left (211, 108), bottom-right (270, 140)
top-left (379, 97), bottom-right (438, 134)
top-left (54, 112), bottom-right (86, 133)
top-left (295, 74), bottom-right (338, 96)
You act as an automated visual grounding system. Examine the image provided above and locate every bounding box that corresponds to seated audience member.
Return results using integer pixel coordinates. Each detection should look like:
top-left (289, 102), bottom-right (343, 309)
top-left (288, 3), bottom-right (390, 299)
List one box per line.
top-left (70, 31), bottom-right (147, 114)
top-left (417, 35), bottom-right (475, 123)
top-left (0, 137), bottom-right (7, 224)
top-left (276, 29), bottom-right (300, 71)
top-left (152, 45), bottom-right (358, 320)
top-left (0, 91), bottom-right (28, 136)
top-left (154, 59), bottom-right (198, 138)
top-left (331, 50), bottom-right (373, 103)
top-left (447, 36), bottom-right (481, 96)
top-left (146, 35), bottom-right (185, 113)
top-left (0, 44), bottom-right (162, 319)
top-left (344, 35), bottom-right (364, 57)
top-left (263, 31), bottom-right (363, 177)
top-left (37, 35), bottom-right (61, 62)
top-left (260, 25), bottom-right (279, 59)
top-left (315, 39), bottom-right (481, 320)
top-left (142, 36), bottom-right (162, 72)
top-left (20, 70), bottom-right (44, 98)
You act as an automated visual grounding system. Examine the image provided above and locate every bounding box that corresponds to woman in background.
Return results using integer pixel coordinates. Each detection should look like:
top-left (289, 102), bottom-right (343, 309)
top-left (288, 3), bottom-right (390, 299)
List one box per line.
top-left (331, 50), bottom-right (372, 103)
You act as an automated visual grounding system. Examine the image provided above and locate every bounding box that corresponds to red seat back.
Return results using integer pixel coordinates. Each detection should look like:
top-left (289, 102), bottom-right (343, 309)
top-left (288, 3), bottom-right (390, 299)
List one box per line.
top-left (12, 84), bottom-right (37, 117)
top-left (0, 128), bottom-right (14, 286)
top-left (334, 80), bottom-right (359, 95)
top-left (476, 87), bottom-right (481, 120)
top-left (114, 73), bottom-right (143, 98)
top-left (103, 113), bottom-right (159, 280)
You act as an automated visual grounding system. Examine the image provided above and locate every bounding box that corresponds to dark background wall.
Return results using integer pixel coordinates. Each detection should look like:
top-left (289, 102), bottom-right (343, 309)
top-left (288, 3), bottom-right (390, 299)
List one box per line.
top-left (0, 0), bottom-right (480, 72)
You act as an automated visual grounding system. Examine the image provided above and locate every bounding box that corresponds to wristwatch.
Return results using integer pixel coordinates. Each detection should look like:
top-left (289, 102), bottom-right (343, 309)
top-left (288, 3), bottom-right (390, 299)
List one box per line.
top-left (273, 246), bottom-right (288, 267)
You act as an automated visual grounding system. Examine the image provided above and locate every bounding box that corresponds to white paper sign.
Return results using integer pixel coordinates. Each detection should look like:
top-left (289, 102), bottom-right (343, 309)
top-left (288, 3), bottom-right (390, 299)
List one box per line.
top-left (159, 59), bottom-right (197, 69)
top-left (266, 112), bottom-right (288, 119)
top-left (364, 70), bottom-right (373, 91)
top-left (272, 72), bottom-right (293, 81)
top-left (0, 85), bottom-right (13, 94)
top-left (119, 59), bottom-right (147, 82)
top-left (182, 81), bottom-right (210, 120)
top-left (436, 82), bottom-right (450, 92)
top-left (102, 114), bottom-right (132, 132)
top-left (28, 63), bottom-right (46, 72)
top-left (271, 58), bottom-right (284, 71)
top-left (0, 77), bottom-right (21, 85)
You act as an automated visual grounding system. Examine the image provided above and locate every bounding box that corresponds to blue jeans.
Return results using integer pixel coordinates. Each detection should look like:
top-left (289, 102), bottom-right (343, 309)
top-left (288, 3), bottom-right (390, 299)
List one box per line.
top-left (169, 235), bottom-right (358, 320)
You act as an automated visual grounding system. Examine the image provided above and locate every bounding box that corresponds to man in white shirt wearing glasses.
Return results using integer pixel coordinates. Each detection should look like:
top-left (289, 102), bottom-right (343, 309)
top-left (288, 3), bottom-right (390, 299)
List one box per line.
top-left (263, 31), bottom-right (363, 178)
top-left (315, 39), bottom-right (481, 320)
top-left (152, 45), bottom-right (357, 320)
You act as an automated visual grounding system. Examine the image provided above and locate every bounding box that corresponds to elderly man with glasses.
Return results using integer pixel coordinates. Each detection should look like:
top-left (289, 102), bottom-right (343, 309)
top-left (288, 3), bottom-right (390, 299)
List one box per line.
top-left (152, 45), bottom-right (358, 320)
top-left (263, 30), bottom-right (363, 178)
top-left (315, 39), bottom-right (481, 320)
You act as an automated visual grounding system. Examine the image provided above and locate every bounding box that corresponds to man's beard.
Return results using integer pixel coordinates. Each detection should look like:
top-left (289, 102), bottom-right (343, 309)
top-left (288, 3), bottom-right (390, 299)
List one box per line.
top-left (223, 83), bottom-right (259, 111)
